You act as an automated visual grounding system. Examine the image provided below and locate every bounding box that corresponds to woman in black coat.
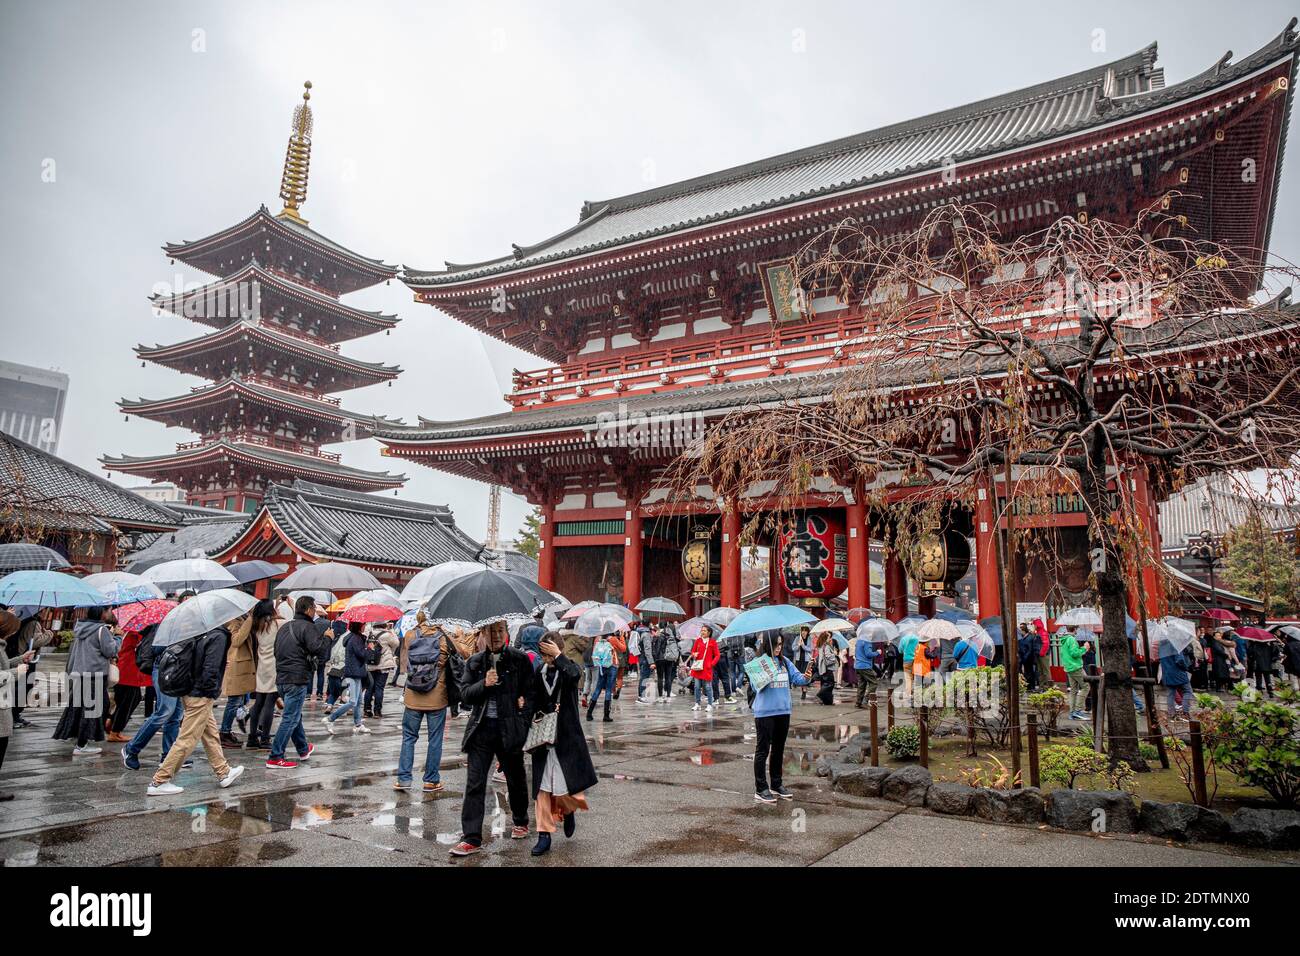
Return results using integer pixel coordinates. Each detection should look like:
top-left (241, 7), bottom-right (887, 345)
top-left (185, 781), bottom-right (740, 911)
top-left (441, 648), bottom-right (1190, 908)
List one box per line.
top-left (528, 636), bottom-right (597, 857)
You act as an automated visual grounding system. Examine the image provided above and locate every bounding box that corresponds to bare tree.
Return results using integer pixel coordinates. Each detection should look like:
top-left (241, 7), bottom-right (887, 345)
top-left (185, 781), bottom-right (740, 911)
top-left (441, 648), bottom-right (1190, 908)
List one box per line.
top-left (667, 200), bottom-right (1300, 768)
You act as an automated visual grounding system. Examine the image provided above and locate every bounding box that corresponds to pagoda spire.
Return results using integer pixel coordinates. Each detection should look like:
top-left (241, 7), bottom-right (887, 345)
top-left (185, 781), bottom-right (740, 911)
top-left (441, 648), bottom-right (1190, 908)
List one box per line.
top-left (277, 80), bottom-right (313, 225)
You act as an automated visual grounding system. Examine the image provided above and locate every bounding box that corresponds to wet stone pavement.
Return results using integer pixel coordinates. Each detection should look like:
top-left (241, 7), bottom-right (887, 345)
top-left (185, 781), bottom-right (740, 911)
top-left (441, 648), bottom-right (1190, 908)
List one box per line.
top-left (1, 690), bottom-right (1294, 867)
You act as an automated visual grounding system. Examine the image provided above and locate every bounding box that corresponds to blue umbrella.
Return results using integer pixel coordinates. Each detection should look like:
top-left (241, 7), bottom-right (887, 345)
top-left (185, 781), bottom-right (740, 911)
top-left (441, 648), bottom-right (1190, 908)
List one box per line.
top-left (719, 604), bottom-right (816, 639)
top-left (978, 616), bottom-right (1005, 647)
top-left (0, 570), bottom-right (109, 608)
top-left (226, 560), bottom-right (289, 586)
top-left (935, 607), bottom-right (975, 623)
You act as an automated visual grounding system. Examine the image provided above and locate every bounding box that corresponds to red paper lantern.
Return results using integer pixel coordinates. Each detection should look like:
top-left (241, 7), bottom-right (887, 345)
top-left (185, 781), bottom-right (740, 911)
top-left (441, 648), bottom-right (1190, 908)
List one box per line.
top-left (779, 511), bottom-right (848, 601)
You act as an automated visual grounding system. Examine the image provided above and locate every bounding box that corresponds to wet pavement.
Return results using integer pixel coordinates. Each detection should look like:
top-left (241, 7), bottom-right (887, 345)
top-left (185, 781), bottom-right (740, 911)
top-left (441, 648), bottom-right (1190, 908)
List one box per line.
top-left (1, 690), bottom-right (1294, 867)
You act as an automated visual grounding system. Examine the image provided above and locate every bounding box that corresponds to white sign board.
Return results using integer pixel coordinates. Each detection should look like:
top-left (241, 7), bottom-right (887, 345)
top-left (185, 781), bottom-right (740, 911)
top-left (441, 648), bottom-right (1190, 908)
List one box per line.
top-left (1016, 602), bottom-right (1047, 625)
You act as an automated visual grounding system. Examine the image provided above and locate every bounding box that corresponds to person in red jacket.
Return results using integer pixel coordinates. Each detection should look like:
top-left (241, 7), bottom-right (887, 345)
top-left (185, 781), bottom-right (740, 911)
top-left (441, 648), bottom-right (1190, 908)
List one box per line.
top-left (689, 625), bottom-right (721, 713)
top-left (1034, 618), bottom-right (1052, 687)
top-left (107, 628), bottom-right (153, 743)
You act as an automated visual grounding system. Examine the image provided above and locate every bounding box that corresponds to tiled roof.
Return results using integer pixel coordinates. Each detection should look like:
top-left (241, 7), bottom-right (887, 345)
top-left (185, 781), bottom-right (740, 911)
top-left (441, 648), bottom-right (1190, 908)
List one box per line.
top-left (405, 23), bottom-right (1299, 286)
top-left (0, 431), bottom-right (181, 532)
top-left (119, 377), bottom-right (405, 431)
top-left (239, 479), bottom-right (486, 569)
top-left (126, 515), bottom-right (251, 570)
top-left (101, 439), bottom-right (407, 489)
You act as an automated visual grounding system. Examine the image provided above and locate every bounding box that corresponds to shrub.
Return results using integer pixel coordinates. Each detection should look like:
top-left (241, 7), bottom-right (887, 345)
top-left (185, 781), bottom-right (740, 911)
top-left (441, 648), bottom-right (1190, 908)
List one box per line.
top-left (1040, 743), bottom-right (1137, 792)
top-left (885, 724), bottom-right (921, 760)
top-left (958, 753), bottom-right (1019, 790)
top-left (1206, 698), bottom-right (1300, 808)
top-left (1028, 688), bottom-right (1068, 737)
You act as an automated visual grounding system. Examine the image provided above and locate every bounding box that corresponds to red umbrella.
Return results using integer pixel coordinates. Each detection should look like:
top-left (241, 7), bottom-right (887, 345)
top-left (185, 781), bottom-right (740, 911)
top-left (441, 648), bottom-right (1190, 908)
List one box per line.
top-left (339, 603), bottom-right (403, 624)
top-left (115, 599), bottom-right (177, 631)
top-left (1236, 626), bottom-right (1277, 642)
top-left (1202, 608), bottom-right (1238, 623)
top-left (843, 607), bottom-right (875, 624)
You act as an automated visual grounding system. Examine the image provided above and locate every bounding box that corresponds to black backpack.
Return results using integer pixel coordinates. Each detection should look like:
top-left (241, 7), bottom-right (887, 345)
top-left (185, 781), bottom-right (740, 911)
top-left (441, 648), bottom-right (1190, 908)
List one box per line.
top-left (134, 634), bottom-right (155, 675)
top-left (156, 638), bottom-right (198, 697)
top-left (405, 633), bottom-right (441, 694)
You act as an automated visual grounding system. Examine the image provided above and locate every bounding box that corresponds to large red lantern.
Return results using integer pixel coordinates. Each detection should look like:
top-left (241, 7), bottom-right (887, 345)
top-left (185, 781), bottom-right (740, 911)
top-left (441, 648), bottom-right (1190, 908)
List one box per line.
top-left (779, 511), bottom-right (848, 603)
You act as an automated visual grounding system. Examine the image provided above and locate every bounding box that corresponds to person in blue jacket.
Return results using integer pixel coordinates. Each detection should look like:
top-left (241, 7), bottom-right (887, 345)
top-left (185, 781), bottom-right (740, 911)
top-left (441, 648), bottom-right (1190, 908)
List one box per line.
top-left (853, 635), bottom-right (879, 708)
top-left (1160, 640), bottom-right (1193, 719)
top-left (952, 636), bottom-right (980, 670)
top-left (751, 631), bottom-right (811, 804)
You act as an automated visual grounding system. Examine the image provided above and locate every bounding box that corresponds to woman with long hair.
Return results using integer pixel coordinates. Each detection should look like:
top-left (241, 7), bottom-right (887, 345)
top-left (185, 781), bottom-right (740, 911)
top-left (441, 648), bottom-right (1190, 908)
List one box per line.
top-left (244, 600), bottom-right (280, 750)
top-left (750, 631), bottom-right (811, 803)
top-left (53, 607), bottom-right (120, 755)
top-left (322, 621), bottom-right (371, 734)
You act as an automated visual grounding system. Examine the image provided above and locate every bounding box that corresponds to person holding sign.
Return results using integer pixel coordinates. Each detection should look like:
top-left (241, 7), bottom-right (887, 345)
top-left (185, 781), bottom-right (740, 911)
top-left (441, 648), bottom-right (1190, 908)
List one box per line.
top-left (748, 631), bottom-right (811, 804)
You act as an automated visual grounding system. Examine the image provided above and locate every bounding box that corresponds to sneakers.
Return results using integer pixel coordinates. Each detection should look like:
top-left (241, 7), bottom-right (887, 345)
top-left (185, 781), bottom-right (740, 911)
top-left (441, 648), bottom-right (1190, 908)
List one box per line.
top-left (265, 757), bottom-right (299, 770)
top-left (218, 765), bottom-right (245, 789)
top-left (705, 704), bottom-right (714, 714)
top-left (298, 743), bottom-right (315, 761)
top-left (72, 745), bottom-right (102, 756)
top-left (1068, 711), bottom-right (1086, 720)
top-left (147, 782), bottom-right (184, 796)
top-left (692, 703), bottom-right (701, 712)
top-left (448, 841), bottom-right (480, 857)
top-left (773, 786), bottom-right (794, 800)
top-left (636, 697), bottom-right (651, 704)
top-left (423, 781), bottom-right (444, 793)
top-left (725, 696), bottom-right (737, 704)
top-left (322, 717), bottom-right (337, 735)
top-left (122, 749), bottom-right (140, 771)
top-left (754, 789), bottom-right (778, 804)
top-left (493, 770), bottom-right (507, 783)
top-left (510, 825), bottom-right (529, 839)
top-left (353, 723), bottom-right (371, 735)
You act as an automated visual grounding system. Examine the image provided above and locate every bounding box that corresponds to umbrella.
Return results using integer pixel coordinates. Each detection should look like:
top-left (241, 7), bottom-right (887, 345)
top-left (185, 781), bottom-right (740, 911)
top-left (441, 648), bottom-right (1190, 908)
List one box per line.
top-left (1055, 606), bottom-right (1103, 628)
top-left (81, 572), bottom-right (164, 604)
top-left (346, 588), bottom-right (403, 610)
top-left (152, 588), bottom-right (258, 648)
top-left (142, 557), bottom-right (239, 594)
top-left (326, 597), bottom-right (351, 613)
top-left (573, 603), bottom-right (635, 637)
top-left (701, 606), bottom-right (741, 629)
top-left (677, 616), bottom-right (708, 642)
top-left (720, 604), bottom-right (817, 639)
top-left (1202, 608), bottom-right (1239, 623)
top-left (114, 599), bottom-right (177, 631)
top-left (395, 608), bottom-right (420, 637)
top-left (856, 617), bottom-right (900, 643)
top-left (0, 570), bottom-right (109, 608)
top-left (635, 596), bottom-right (686, 617)
top-left (226, 560), bottom-right (289, 586)
top-left (0, 543), bottom-right (70, 573)
top-left (340, 603), bottom-right (403, 624)
top-left (545, 619), bottom-right (568, 632)
top-left (978, 616), bottom-right (1005, 647)
top-left (287, 590), bottom-right (335, 608)
top-left (278, 562), bottom-right (381, 593)
top-left (1236, 626), bottom-right (1278, 643)
top-left (811, 618), bottom-right (854, 635)
top-left (1277, 625), bottom-right (1300, 642)
top-left (1154, 617), bottom-right (1196, 654)
top-left (897, 615), bottom-right (927, 633)
top-left (843, 607), bottom-right (875, 624)
top-left (934, 607), bottom-right (975, 623)
top-left (917, 618), bottom-right (961, 642)
top-left (547, 592), bottom-right (572, 613)
top-left (421, 567), bottom-right (559, 629)
top-left (954, 620), bottom-right (995, 657)
top-left (398, 561), bottom-right (486, 606)
top-left (562, 599), bottom-right (601, 620)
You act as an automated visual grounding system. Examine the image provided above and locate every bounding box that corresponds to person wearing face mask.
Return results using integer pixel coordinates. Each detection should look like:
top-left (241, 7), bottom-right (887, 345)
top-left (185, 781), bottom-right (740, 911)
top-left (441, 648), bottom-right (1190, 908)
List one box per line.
top-left (448, 620), bottom-right (534, 858)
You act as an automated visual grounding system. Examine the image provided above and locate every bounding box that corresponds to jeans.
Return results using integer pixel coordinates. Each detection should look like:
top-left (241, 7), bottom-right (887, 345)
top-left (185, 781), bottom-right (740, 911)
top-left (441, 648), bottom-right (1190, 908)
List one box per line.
top-left (326, 674), bottom-right (343, 707)
top-left (220, 693), bottom-right (248, 733)
top-left (1166, 684), bottom-right (1192, 715)
top-left (312, 661), bottom-right (327, 696)
top-left (270, 683), bottom-right (310, 760)
top-left (364, 670), bottom-right (390, 714)
top-left (124, 664), bottom-right (183, 761)
top-left (397, 707), bottom-right (447, 784)
top-left (731, 654), bottom-right (745, 692)
top-left (329, 677), bottom-right (365, 725)
top-left (753, 714), bottom-right (790, 792)
top-left (460, 718), bottom-right (529, 846)
top-left (590, 666), bottom-right (617, 706)
top-left (693, 677), bottom-right (715, 706)
top-left (637, 659), bottom-right (654, 698)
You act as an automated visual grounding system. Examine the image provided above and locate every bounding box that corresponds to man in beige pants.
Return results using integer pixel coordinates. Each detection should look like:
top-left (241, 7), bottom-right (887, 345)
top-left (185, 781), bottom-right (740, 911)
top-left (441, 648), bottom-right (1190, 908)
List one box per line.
top-left (148, 622), bottom-right (246, 796)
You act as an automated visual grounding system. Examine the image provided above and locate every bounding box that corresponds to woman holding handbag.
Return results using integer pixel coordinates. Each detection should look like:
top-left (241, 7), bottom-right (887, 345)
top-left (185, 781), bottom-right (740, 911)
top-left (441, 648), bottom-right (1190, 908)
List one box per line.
top-left (53, 607), bottom-right (120, 755)
top-left (814, 634), bottom-right (838, 705)
top-left (527, 636), bottom-right (596, 857)
top-left (690, 624), bottom-right (721, 713)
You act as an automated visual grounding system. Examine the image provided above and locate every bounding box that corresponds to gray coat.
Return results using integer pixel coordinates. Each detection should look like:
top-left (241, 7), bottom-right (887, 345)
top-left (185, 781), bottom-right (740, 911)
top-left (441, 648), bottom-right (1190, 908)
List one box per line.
top-left (0, 644), bottom-right (20, 738)
top-left (65, 620), bottom-right (119, 676)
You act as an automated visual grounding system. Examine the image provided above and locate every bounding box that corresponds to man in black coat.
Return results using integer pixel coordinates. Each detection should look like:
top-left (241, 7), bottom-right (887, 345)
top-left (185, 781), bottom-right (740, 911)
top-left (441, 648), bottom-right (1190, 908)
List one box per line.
top-left (148, 622), bottom-right (246, 795)
top-left (449, 621), bottom-right (534, 857)
top-left (267, 596), bottom-right (335, 768)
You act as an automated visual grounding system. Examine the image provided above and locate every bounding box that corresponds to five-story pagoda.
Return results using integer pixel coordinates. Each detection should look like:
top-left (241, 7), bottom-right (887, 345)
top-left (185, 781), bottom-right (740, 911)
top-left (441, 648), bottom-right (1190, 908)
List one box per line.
top-left (104, 82), bottom-right (407, 511)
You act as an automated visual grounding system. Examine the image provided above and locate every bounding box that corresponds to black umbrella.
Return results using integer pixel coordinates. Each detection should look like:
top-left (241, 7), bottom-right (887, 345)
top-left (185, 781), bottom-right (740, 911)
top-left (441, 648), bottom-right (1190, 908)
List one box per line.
top-left (0, 543), bottom-right (70, 572)
top-left (227, 560), bottom-right (289, 585)
top-left (421, 568), bottom-right (559, 630)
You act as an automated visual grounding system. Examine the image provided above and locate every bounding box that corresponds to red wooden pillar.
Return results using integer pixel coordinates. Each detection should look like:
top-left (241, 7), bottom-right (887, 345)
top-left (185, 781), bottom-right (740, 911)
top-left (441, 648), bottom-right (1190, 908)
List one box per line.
top-left (538, 501), bottom-right (556, 590)
top-left (917, 594), bottom-right (936, 618)
top-left (885, 550), bottom-right (907, 622)
top-left (769, 538), bottom-right (787, 605)
top-left (721, 508), bottom-right (741, 608)
top-left (846, 497), bottom-right (869, 611)
top-left (974, 476), bottom-right (1001, 621)
top-left (623, 507), bottom-right (643, 610)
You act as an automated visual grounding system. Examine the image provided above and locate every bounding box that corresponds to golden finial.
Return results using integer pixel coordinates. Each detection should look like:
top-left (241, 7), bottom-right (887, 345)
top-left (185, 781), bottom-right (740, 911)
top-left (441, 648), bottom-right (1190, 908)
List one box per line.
top-left (277, 81), bottom-right (313, 225)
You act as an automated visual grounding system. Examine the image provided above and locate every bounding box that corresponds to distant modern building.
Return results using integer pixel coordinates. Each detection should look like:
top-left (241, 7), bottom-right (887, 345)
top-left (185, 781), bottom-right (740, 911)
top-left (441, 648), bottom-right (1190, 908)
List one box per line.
top-left (123, 482), bottom-right (187, 504)
top-left (0, 359), bottom-right (69, 454)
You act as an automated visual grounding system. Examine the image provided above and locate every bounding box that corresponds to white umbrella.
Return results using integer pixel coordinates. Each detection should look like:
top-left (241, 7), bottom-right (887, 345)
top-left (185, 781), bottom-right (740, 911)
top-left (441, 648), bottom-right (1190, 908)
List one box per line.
top-left (1155, 617), bottom-right (1197, 655)
top-left (278, 562), bottom-right (381, 593)
top-left (399, 561), bottom-right (485, 606)
top-left (810, 618), bottom-right (854, 635)
top-left (287, 590), bottom-right (336, 608)
top-left (152, 588), bottom-right (258, 648)
top-left (856, 617), bottom-right (900, 643)
top-left (917, 618), bottom-right (961, 642)
top-left (142, 557), bottom-right (239, 594)
top-left (635, 596), bottom-right (687, 617)
top-left (954, 620), bottom-right (996, 657)
top-left (81, 571), bottom-right (164, 602)
top-left (344, 589), bottom-right (404, 611)
top-left (573, 603), bottom-right (635, 637)
top-left (1055, 606), bottom-right (1103, 628)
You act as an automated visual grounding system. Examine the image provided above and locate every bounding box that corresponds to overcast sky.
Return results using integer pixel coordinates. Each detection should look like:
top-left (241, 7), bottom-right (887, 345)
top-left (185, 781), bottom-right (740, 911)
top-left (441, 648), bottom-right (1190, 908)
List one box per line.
top-left (2, 0), bottom-right (1297, 544)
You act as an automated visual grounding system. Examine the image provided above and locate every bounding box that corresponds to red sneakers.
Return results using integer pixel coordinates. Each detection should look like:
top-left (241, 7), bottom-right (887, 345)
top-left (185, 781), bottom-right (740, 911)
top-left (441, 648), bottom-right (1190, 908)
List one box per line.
top-left (510, 825), bottom-right (529, 839)
top-left (298, 743), bottom-right (316, 762)
top-left (448, 841), bottom-right (480, 857)
top-left (265, 758), bottom-right (298, 769)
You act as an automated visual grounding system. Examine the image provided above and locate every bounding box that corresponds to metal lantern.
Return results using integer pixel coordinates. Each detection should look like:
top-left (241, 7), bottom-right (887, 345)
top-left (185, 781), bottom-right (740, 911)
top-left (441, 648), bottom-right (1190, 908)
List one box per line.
top-left (681, 525), bottom-right (719, 595)
top-left (915, 529), bottom-right (971, 595)
top-left (779, 511), bottom-right (848, 605)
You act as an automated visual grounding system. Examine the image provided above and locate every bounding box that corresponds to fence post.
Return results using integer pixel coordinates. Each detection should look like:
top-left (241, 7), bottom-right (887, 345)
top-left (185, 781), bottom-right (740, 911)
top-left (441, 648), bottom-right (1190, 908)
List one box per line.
top-left (1027, 712), bottom-right (1040, 789)
top-left (918, 705), bottom-right (929, 769)
top-left (1189, 718), bottom-right (1209, 809)
top-left (886, 692), bottom-right (895, 732)
top-left (869, 691), bottom-right (879, 767)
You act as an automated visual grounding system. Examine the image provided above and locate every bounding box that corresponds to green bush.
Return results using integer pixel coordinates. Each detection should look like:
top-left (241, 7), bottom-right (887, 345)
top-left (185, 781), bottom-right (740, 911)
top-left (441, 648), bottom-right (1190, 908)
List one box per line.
top-left (885, 724), bottom-right (921, 760)
top-left (1040, 743), bottom-right (1136, 792)
top-left (1207, 698), bottom-right (1300, 808)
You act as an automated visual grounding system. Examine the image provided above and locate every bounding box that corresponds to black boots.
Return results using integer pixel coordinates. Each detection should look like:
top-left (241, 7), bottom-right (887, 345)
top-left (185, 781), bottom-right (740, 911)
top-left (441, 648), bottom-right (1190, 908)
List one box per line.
top-left (603, 699), bottom-right (613, 723)
top-left (563, 812), bottom-right (576, 838)
top-left (531, 832), bottom-right (552, 856)
top-left (586, 699), bottom-right (596, 721)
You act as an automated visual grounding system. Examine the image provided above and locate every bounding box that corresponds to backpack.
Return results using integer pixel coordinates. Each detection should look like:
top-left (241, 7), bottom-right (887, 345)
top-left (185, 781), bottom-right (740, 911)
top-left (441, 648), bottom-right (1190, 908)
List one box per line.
top-left (156, 638), bottom-right (197, 697)
top-left (134, 632), bottom-right (156, 675)
top-left (628, 630), bottom-right (642, 658)
top-left (365, 639), bottom-right (383, 667)
top-left (327, 634), bottom-right (348, 675)
top-left (405, 633), bottom-right (442, 694)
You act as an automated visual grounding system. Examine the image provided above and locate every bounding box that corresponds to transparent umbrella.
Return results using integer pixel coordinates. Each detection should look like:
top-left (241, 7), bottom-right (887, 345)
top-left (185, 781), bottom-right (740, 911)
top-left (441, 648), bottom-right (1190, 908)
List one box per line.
top-left (1055, 606), bottom-right (1103, 628)
top-left (573, 603), bottom-right (636, 637)
top-left (917, 618), bottom-right (962, 642)
top-left (562, 600), bottom-right (602, 620)
top-left (278, 562), bottom-right (381, 593)
top-left (142, 557), bottom-right (238, 594)
top-left (81, 571), bottom-right (164, 604)
top-left (287, 590), bottom-right (336, 608)
top-left (152, 588), bottom-right (258, 648)
top-left (635, 596), bottom-right (686, 617)
top-left (701, 606), bottom-right (741, 629)
top-left (856, 617), bottom-right (900, 643)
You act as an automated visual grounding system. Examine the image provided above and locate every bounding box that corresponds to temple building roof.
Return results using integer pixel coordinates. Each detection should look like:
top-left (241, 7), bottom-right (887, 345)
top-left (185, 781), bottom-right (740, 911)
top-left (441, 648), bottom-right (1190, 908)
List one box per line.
top-left (405, 22), bottom-right (1298, 288)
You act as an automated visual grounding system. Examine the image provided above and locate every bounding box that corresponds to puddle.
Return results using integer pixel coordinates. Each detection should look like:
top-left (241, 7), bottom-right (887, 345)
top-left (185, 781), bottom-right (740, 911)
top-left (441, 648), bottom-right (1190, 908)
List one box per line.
top-left (676, 749), bottom-right (744, 766)
top-left (788, 723), bottom-right (865, 744)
